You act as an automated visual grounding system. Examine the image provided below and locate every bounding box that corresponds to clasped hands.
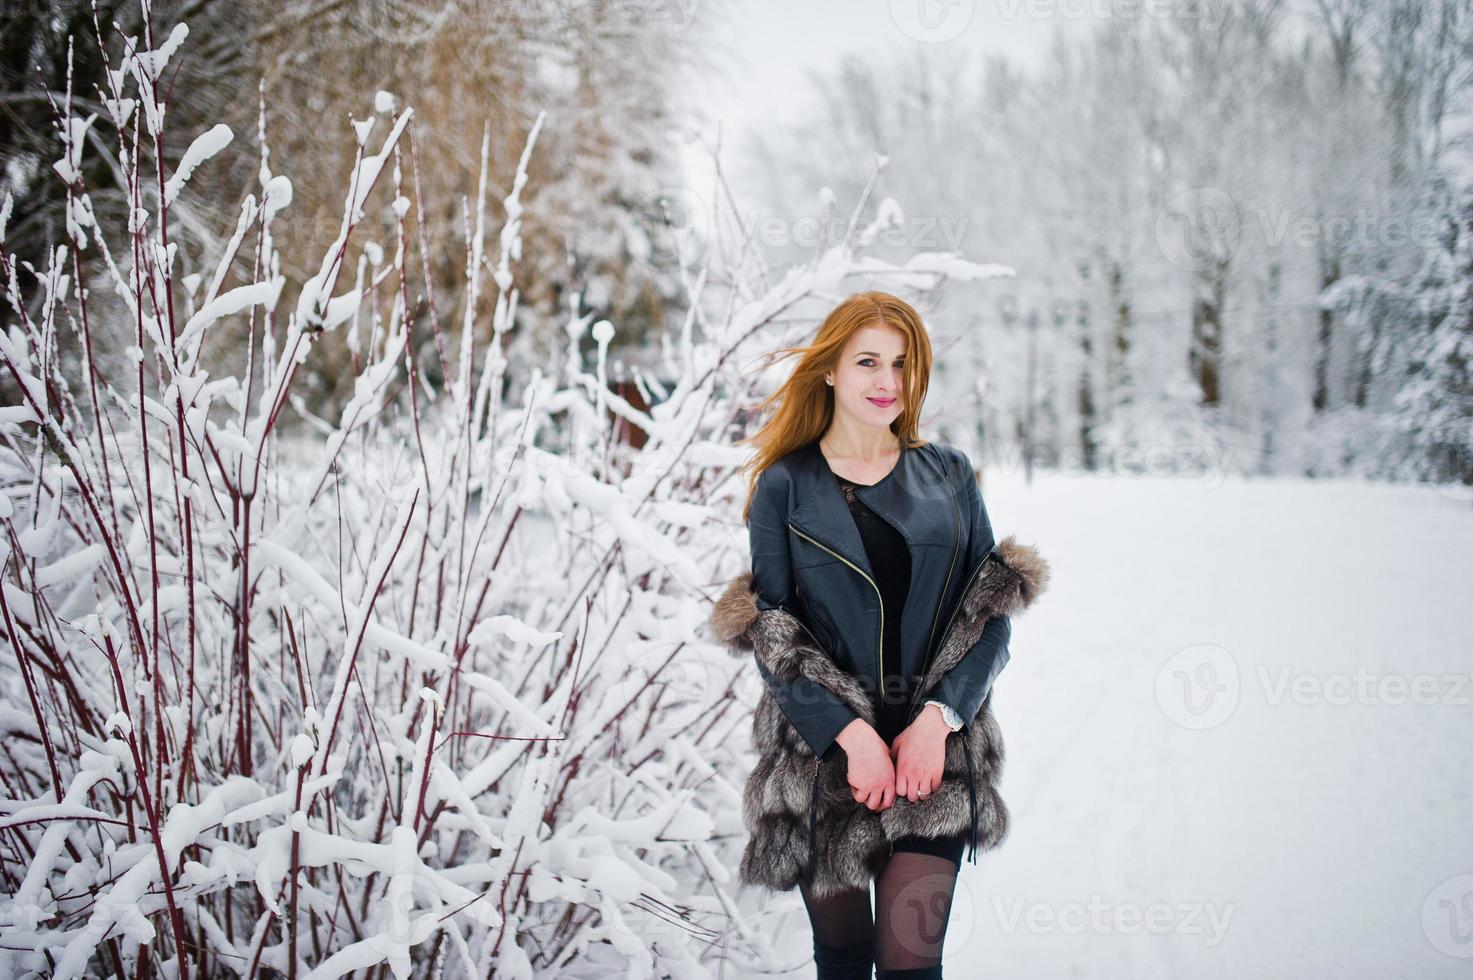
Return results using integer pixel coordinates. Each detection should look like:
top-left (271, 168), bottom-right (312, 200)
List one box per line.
top-left (835, 703), bottom-right (952, 812)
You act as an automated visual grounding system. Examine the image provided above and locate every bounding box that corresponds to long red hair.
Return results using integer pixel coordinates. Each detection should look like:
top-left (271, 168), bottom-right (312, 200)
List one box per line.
top-left (738, 291), bottom-right (934, 523)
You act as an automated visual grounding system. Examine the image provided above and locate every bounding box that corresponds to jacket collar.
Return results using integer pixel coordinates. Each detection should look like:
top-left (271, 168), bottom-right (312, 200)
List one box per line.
top-left (784, 439), bottom-right (948, 580)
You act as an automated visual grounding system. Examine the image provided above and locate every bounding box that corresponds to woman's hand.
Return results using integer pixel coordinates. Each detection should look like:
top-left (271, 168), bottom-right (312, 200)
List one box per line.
top-left (836, 718), bottom-right (896, 811)
top-left (890, 704), bottom-right (952, 802)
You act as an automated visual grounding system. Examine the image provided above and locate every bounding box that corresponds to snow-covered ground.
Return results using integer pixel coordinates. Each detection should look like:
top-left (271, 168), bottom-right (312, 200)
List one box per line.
top-left (746, 470), bottom-right (1473, 978)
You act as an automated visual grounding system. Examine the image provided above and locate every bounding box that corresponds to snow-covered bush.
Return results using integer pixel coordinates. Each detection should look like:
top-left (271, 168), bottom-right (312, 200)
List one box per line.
top-left (0, 10), bottom-right (1007, 979)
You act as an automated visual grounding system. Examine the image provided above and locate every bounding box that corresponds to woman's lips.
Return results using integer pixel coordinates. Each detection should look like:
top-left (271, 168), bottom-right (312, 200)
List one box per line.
top-left (867, 397), bottom-right (896, 407)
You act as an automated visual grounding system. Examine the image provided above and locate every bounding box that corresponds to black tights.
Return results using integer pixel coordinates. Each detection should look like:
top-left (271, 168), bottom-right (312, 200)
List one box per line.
top-left (801, 847), bottom-right (963, 979)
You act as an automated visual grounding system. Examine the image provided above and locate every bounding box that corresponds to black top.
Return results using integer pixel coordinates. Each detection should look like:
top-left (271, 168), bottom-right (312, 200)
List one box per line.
top-left (830, 469), bottom-right (912, 740)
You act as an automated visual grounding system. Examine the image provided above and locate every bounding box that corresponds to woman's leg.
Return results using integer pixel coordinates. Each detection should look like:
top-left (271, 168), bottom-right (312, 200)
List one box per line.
top-left (872, 839), bottom-right (963, 979)
top-left (799, 878), bottom-right (875, 979)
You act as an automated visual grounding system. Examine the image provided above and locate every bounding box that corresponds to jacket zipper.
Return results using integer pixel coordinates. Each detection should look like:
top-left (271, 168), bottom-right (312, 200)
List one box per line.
top-left (788, 522), bottom-right (884, 693)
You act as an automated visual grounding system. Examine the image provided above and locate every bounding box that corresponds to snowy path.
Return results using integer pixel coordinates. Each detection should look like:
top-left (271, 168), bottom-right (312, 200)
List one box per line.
top-left (747, 472), bottom-right (1473, 978)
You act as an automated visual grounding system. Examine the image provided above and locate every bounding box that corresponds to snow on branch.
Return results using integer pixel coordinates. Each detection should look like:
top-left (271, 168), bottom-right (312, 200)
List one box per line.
top-left (0, 7), bottom-right (990, 977)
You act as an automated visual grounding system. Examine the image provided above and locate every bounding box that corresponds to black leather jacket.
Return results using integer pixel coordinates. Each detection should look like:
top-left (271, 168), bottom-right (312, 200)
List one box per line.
top-left (747, 438), bottom-right (1011, 759)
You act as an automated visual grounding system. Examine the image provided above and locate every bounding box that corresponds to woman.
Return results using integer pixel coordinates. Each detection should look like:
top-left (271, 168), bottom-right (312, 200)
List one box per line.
top-left (709, 291), bottom-right (1050, 979)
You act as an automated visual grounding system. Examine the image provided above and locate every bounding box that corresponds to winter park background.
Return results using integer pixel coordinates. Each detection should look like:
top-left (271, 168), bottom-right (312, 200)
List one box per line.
top-left (1, 0), bottom-right (1471, 977)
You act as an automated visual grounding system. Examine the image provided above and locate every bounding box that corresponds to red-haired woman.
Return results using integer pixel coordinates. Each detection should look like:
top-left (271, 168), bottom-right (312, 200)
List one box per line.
top-left (710, 290), bottom-right (1050, 979)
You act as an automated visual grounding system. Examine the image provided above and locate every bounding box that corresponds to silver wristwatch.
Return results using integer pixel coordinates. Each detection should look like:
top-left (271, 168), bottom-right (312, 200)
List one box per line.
top-left (925, 699), bottom-right (964, 732)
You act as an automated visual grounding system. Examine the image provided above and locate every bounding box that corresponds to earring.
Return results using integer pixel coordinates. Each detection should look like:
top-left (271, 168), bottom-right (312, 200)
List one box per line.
top-left (825, 378), bottom-right (833, 386)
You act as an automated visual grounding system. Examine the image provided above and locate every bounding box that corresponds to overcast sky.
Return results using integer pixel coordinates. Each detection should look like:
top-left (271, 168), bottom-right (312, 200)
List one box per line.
top-left (678, 0), bottom-right (1089, 177)
top-left (670, 0), bottom-right (1352, 190)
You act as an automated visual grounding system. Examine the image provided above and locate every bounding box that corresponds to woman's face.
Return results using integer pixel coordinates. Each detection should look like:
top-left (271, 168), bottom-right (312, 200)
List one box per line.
top-left (825, 323), bottom-right (907, 430)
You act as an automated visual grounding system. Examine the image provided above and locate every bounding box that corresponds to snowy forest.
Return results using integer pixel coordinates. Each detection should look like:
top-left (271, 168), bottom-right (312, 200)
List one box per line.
top-left (0, 0), bottom-right (1471, 977)
top-left (735, 4), bottom-right (1473, 484)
